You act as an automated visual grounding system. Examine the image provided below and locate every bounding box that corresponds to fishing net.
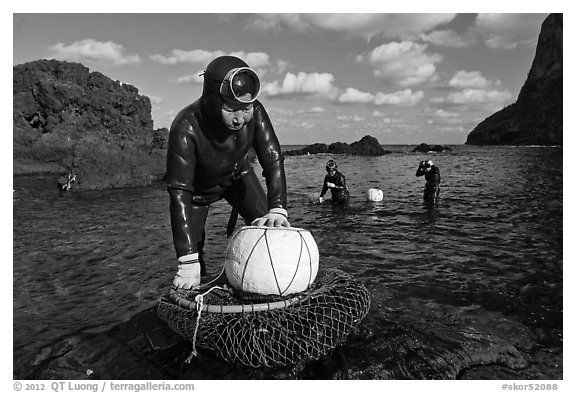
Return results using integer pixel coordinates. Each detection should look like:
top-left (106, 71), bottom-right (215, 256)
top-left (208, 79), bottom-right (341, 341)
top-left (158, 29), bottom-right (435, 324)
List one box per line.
top-left (157, 267), bottom-right (371, 368)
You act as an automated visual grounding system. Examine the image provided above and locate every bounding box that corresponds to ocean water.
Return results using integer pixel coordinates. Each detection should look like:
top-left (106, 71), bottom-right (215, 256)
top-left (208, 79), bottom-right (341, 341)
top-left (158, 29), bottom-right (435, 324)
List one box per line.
top-left (12, 145), bottom-right (563, 377)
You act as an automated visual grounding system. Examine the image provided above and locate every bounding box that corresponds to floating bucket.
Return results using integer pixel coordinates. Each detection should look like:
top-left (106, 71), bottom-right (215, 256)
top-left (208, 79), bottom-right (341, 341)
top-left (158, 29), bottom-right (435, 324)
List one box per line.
top-left (367, 188), bottom-right (384, 202)
top-left (225, 226), bottom-right (319, 296)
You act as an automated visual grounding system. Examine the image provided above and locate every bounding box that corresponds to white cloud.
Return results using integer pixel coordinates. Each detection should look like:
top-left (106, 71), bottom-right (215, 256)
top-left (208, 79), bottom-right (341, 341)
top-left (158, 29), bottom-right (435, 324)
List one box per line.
top-left (175, 73), bottom-right (204, 84)
top-left (246, 14), bottom-right (456, 39)
top-left (437, 126), bottom-right (467, 133)
top-left (420, 30), bottom-right (470, 48)
top-left (150, 49), bottom-right (222, 65)
top-left (441, 88), bottom-right (514, 109)
top-left (263, 72), bottom-right (338, 98)
top-left (473, 14), bottom-right (547, 49)
top-left (371, 111), bottom-right (403, 125)
top-left (448, 70), bottom-right (499, 89)
top-left (374, 89), bottom-right (424, 106)
top-left (47, 39), bottom-right (140, 66)
top-left (337, 88), bottom-right (374, 104)
top-left (229, 51), bottom-right (271, 69)
top-left (432, 109), bottom-right (459, 118)
top-left (360, 41), bottom-right (443, 87)
top-left (303, 106), bottom-right (326, 114)
top-left (297, 121), bottom-right (315, 129)
top-left (150, 49), bottom-right (271, 69)
top-left (147, 95), bottom-right (163, 105)
top-left (337, 114), bottom-right (365, 122)
top-left (336, 87), bottom-right (423, 106)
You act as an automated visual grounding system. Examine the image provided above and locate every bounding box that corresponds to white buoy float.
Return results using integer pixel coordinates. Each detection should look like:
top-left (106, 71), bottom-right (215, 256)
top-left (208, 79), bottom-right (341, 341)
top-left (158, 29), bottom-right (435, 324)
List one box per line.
top-left (307, 192), bottom-right (321, 203)
top-left (225, 226), bottom-right (320, 296)
top-left (367, 188), bottom-right (384, 202)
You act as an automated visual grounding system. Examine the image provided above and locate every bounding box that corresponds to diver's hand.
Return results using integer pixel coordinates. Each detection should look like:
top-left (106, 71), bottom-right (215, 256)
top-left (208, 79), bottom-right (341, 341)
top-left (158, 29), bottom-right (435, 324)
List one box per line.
top-left (251, 208), bottom-right (290, 227)
top-left (327, 182), bottom-right (335, 188)
top-left (172, 254), bottom-right (201, 290)
top-left (318, 197), bottom-right (324, 204)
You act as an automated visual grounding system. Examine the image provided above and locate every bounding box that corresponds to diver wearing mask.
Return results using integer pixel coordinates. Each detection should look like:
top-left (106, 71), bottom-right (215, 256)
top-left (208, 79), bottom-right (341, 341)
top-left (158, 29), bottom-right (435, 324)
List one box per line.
top-left (166, 56), bottom-right (290, 290)
top-left (416, 160), bottom-right (441, 206)
top-left (318, 160), bottom-right (349, 206)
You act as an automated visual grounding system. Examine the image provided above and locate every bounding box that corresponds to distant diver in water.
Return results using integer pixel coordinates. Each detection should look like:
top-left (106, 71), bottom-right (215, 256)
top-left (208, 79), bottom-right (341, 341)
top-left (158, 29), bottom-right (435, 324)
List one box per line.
top-left (57, 173), bottom-right (76, 191)
top-left (416, 160), bottom-right (440, 206)
top-left (319, 160), bottom-right (349, 206)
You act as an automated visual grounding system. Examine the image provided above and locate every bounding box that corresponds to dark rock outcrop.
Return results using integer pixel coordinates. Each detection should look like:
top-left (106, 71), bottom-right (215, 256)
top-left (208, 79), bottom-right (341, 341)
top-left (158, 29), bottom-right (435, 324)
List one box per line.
top-left (466, 14), bottom-right (562, 146)
top-left (13, 59), bottom-right (167, 189)
top-left (412, 143), bottom-right (452, 153)
top-left (16, 284), bottom-right (561, 380)
top-left (284, 135), bottom-right (390, 156)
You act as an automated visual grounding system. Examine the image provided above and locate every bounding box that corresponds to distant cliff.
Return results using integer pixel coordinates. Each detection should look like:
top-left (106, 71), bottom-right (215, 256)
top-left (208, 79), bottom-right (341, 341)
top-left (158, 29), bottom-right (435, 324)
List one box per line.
top-left (13, 59), bottom-right (167, 189)
top-left (466, 14), bottom-right (562, 146)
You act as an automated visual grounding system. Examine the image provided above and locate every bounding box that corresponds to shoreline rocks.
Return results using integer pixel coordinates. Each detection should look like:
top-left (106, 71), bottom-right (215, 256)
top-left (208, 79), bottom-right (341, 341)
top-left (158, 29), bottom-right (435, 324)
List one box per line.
top-left (13, 59), bottom-right (167, 190)
top-left (412, 143), bottom-right (452, 153)
top-left (284, 135), bottom-right (391, 156)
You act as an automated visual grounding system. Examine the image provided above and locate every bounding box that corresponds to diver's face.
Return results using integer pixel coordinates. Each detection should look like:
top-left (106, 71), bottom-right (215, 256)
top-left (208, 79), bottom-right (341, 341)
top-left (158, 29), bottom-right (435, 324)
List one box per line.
top-left (220, 94), bottom-right (254, 131)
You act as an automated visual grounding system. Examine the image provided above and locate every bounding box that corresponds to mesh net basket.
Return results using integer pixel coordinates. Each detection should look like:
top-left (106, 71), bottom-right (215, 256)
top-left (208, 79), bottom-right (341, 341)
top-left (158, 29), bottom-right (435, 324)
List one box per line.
top-left (157, 267), bottom-right (371, 368)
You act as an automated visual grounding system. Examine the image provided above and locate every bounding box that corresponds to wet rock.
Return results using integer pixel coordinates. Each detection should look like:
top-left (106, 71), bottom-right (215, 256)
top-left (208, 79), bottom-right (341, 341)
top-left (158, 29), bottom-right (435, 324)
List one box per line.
top-left (16, 284), bottom-right (561, 380)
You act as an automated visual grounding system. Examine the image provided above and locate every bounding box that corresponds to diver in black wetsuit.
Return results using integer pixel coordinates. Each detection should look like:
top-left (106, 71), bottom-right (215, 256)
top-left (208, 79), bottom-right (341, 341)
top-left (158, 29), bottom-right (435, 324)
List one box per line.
top-left (319, 160), bottom-right (349, 206)
top-left (416, 160), bottom-right (441, 206)
top-left (166, 56), bottom-right (290, 290)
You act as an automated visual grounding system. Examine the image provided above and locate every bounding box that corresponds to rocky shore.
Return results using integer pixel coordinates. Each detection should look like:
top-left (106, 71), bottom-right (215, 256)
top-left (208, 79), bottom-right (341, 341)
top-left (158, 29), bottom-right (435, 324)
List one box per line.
top-left (411, 143), bottom-right (452, 153)
top-left (16, 283), bottom-right (561, 380)
top-left (283, 135), bottom-right (392, 156)
top-left (13, 59), bottom-right (167, 190)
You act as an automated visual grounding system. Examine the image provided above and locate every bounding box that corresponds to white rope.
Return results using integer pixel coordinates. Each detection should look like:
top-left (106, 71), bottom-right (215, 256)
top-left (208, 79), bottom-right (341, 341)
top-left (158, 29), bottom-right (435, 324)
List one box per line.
top-left (184, 285), bottom-right (225, 363)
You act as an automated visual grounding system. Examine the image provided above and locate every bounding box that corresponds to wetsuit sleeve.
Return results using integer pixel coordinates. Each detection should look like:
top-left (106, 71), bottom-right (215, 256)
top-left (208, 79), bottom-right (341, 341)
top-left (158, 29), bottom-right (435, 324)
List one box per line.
top-left (251, 102), bottom-right (288, 210)
top-left (166, 122), bottom-right (197, 258)
top-left (416, 166), bottom-right (426, 177)
top-left (335, 173), bottom-right (347, 190)
top-left (320, 176), bottom-right (329, 197)
top-left (431, 166), bottom-right (441, 184)
top-left (166, 122), bottom-right (196, 192)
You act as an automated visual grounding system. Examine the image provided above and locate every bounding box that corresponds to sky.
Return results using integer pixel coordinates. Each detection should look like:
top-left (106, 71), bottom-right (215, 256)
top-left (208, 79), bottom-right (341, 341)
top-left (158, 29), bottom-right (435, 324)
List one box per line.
top-left (11, 9), bottom-right (555, 145)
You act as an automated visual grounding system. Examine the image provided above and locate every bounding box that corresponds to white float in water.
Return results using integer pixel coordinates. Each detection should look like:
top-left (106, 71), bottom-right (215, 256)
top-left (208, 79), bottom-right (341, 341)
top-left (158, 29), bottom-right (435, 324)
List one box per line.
top-left (307, 192), bottom-right (321, 203)
top-left (367, 188), bottom-right (384, 202)
top-left (225, 226), bottom-right (320, 296)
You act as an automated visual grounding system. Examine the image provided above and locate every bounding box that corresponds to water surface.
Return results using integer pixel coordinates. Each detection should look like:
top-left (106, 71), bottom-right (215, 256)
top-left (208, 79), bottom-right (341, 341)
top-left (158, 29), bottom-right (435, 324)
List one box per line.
top-left (13, 145), bottom-right (562, 377)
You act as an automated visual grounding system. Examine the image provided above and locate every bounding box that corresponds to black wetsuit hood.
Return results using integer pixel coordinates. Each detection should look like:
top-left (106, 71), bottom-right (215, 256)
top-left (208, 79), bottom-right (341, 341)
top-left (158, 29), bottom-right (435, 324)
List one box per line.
top-left (200, 56), bottom-right (251, 129)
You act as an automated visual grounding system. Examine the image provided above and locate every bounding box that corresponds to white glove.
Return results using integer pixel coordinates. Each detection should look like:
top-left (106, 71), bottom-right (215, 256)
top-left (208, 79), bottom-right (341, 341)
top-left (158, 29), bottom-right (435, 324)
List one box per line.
top-left (327, 182), bottom-right (335, 188)
top-left (251, 208), bottom-right (290, 227)
top-left (318, 197), bottom-right (324, 204)
top-left (172, 254), bottom-right (201, 290)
